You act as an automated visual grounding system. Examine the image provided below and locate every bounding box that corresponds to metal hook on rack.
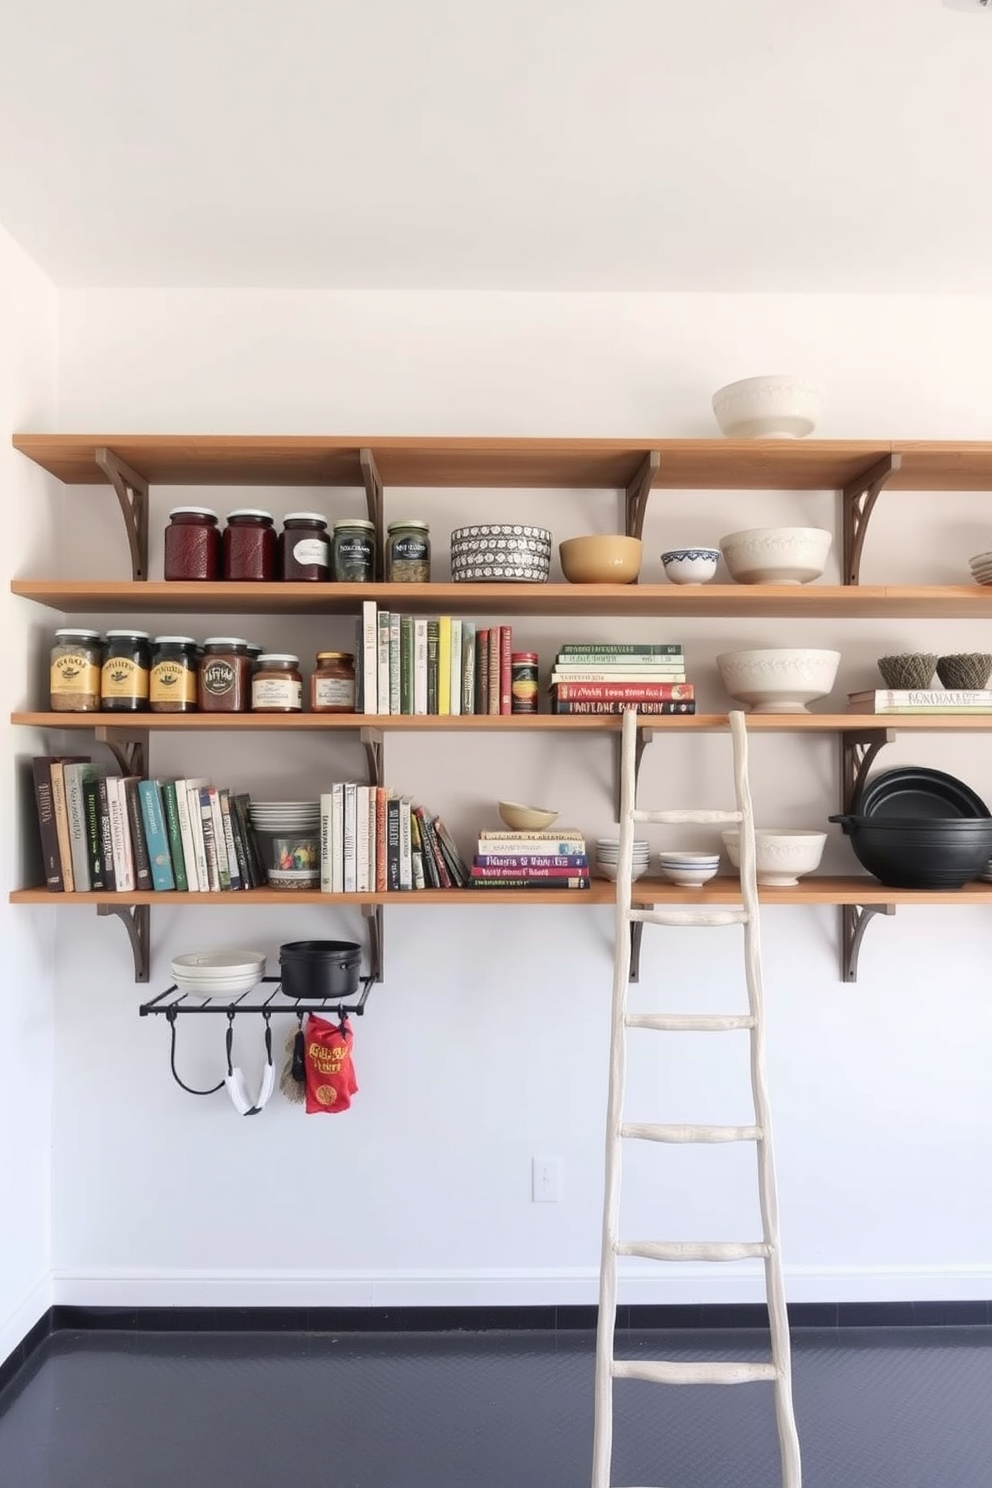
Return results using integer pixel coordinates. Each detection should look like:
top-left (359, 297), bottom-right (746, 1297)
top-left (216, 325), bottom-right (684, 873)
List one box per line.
top-left (165, 1007), bottom-right (225, 1096)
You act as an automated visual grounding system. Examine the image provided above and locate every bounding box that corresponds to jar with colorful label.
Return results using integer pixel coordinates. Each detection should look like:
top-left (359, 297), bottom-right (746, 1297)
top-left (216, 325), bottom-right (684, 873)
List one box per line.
top-left (511, 652), bottom-right (539, 714)
top-left (278, 513), bottom-right (330, 581)
top-left (223, 509), bottom-right (276, 581)
top-left (50, 629), bottom-right (103, 712)
top-left (385, 519), bottom-right (431, 582)
top-left (150, 637), bottom-right (199, 713)
top-left (251, 654), bottom-right (303, 713)
top-left (198, 638), bottom-right (252, 712)
top-left (310, 651), bottom-right (356, 713)
top-left (164, 506), bottom-right (221, 581)
top-left (101, 630), bottom-right (152, 712)
top-left (331, 519), bottom-right (376, 582)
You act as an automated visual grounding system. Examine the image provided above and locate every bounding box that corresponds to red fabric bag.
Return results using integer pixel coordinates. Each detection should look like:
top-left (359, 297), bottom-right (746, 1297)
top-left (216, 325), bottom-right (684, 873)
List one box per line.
top-left (304, 1014), bottom-right (357, 1114)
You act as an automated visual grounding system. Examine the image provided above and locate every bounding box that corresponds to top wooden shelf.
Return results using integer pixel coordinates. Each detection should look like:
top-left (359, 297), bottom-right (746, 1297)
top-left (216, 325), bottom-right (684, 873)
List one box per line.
top-left (13, 434), bottom-right (992, 492)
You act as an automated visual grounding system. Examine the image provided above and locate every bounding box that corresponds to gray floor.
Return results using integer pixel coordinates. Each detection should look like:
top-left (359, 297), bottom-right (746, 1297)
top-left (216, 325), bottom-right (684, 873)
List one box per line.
top-left (0, 1326), bottom-right (989, 1488)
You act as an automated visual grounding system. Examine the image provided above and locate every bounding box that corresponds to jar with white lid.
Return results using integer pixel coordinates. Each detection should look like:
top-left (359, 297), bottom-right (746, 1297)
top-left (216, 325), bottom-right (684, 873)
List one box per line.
top-left (251, 654), bottom-right (303, 713)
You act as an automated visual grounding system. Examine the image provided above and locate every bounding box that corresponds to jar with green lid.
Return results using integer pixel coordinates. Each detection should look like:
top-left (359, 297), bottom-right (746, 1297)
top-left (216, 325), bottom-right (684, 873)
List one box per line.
top-left (386, 519), bottom-right (431, 582)
top-left (101, 630), bottom-right (152, 712)
top-left (150, 636), bottom-right (199, 713)
top-left (331, 518), bottom-right (376, 583)
top-left (50, 629), bottom-right (103, 711)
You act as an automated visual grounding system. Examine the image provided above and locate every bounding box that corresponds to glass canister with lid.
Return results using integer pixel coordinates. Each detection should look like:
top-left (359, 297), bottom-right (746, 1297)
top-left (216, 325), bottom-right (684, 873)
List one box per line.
top-left (150, 636), bottom-right (199, 713)
top-left (50, 629), bottom-right (103, 712)
top-left (278, 513), bottom-right (330, 581)
top-left (385, 519), bottom-right (431, 582)
top-left (101, 629), bottom-right (152, 712)
top-left (164, 506), bottom-right (221, 581)
top-left (223, 509), bottom-right (276, 581)
top-left (331, 518), bottom-right (376, 583)
top-left (198, 637), bottom-right (252, 712)
top-left (251, 654), bottom-right (303, 713)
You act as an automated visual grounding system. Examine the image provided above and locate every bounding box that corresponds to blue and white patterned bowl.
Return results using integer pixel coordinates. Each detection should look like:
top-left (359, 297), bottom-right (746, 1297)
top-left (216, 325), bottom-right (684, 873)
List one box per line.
top-left (661, 548), bottom-right (720, 585)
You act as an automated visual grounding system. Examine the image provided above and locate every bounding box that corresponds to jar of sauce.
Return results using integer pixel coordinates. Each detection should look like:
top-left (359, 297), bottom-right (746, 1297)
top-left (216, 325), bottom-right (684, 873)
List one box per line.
top-left (279, 513), bottom-right (330, 581)
top-left (101, 629), bottom-right (152, 712)
top-left (386, 519), bottom-right (431, 582)
top-left (50, 629), bottom-right (103, 712)
top-left (511, 652), bottom-right (539, 714)
top-left (223, 509), bottom-right (276, 581)
top-left (310, 651), bottom-right (356, 713)
top-left (150, 637), bottom-right (199, 713)
top-left (164, 506), bottom-right (221, 581)
top-left (198, 638), bottom-right (252, 712)
top-left (332, 519), bottom-right (376, 582)
top-left (252, 654), bottom-right (303, 713)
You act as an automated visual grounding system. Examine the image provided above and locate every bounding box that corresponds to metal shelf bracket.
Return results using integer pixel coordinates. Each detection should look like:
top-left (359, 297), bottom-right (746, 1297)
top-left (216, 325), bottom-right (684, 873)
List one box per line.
top-left (362, 902), bottom-right (384, 982)
top-left (614, 724), bottom-right (654, 821)
top-left (841, 728), bottom-right (895, 812)
top-left (629, 920), bottom-right (643, 984)
top-left (94, 725), bottom-right (149, 779)
top-left (842, 453), bottom-right (901, 586)
top-left (95, 447), bottom-right (150, 583)
top-left (98, 903), bottom-right (151, 983)
top-left (841, 902), bottom-right (895, 982)
top-left (624, 451), bottom-right (661, 541)
top-left (359, 727), bottom-right (384, 787)
top-left (360, 447), bottom-right (384, 579)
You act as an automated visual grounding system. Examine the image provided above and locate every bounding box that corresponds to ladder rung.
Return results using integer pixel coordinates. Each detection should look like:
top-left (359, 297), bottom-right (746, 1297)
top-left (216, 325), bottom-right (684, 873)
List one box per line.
top-left (613, 1359), bottom-right (778, 1386)
top-left (621, 1122), bottom-right (763, 1144)
top-left (632, 809), bottom-right (743, 825)
top-left (616, 1240), bottom-right (771, 1262)
top-left (625, 1013), bottom-right (756, 1032)
top-left (630, 909), bottom-right (749, 928)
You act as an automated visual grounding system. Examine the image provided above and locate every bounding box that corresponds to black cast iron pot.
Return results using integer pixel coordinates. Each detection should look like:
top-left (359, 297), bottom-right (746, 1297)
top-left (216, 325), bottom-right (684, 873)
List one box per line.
top-left (279, 940), bottom-right (362, 1000)
top-left (828, 814), bottom-right (992, 890)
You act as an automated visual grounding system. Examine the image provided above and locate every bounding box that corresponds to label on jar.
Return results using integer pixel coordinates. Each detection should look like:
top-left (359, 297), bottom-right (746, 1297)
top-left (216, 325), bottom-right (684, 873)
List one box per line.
top-left (150, 661), bottom-right (197, 706)
top-left (51, 655), bottom-right (101, 697)
top-left (101, 657), bottom-right (149, 700)
top-left (292, 537), bottom-right (329, 567)
top-left (202, 660), bottom-right (238, 697)
top-left (252, 676), bottom-right (303, 710)
top-left (313, 675), bottom-right (356, 709)
top-left (391, 535), bottom-right (429, 562)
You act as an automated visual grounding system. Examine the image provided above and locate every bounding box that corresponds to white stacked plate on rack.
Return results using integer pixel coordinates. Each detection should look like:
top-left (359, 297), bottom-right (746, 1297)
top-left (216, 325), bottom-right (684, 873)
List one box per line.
top-left (170, 949), bottom-right (267, 1000)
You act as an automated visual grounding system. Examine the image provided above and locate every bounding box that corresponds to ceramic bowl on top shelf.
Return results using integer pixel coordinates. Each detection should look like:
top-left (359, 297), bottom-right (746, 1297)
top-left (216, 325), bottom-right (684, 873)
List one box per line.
top-left (721, 830), bottom-right (826, 887)
top-left (711, 375), bottom-right (824, 439)
top-left (716, 648), bottom-right (841, 713)
top-left (719, 526), bottom-right (832, 585)
top-left (558, 535), bottom-right (643, 585)
top-left (497, 801), bottom-right (559, 831)
top-left (450, 524), bottom-right (552, 583)
top-left (660, 548), bottom-right (720, 585)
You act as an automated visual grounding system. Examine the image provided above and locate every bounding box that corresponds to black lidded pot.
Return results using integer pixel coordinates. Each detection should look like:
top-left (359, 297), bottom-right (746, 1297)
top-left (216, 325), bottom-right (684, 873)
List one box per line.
top-left (828, 813), bottom-right (992, 889)
top-left (279, 940), bottom-right (362, 999)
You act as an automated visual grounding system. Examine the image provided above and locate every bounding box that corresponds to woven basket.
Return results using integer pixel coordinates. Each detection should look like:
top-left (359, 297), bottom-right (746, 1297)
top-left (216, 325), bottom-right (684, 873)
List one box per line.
top-left (936, 653), bottom-right (992, 690)
top-left (877, 653), bottom-right (937, 689)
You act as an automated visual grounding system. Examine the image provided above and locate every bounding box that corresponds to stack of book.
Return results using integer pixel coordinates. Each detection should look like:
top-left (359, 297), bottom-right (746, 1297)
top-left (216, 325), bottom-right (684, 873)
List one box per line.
top-left (847, 689), bottom-right (992, 715)
top-left (319, 785), bottom-right (469, 891)
top-left (470, 830), bottom-right (590, 889)
top-left (31, 756), bottom-right (264, 893)
top-left (548, 643), bottom-right (693, 715)
top-left (358, 601), bottom-right (514, 715)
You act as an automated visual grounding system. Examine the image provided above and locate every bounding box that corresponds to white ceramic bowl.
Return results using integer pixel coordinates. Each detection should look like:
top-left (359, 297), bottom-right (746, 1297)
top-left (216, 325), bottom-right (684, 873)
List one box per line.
top-left (719, 526), bottom-right (832, 586)
top-left (658, 862), bottom-right (720, 887)
top-left (721, 829), bottom-right (827, 887)
top-left (661, 548), bottom-right (720, 585)
top-left (712, 376), bottom-right (824, 439)
top-left (716, 648), bottom-right (841, 713)
top-left (597, 861), bottom-right (649, 882)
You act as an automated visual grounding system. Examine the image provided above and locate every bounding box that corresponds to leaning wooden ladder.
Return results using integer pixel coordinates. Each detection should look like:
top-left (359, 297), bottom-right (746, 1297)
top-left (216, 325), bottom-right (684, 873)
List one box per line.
top-left (592, 707), bottom-right (801, 1488)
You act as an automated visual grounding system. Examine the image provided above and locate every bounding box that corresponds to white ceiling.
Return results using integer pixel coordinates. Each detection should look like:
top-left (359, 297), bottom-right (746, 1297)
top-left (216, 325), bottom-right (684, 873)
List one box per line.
top-left (0, 0), bottom-right (990, 290)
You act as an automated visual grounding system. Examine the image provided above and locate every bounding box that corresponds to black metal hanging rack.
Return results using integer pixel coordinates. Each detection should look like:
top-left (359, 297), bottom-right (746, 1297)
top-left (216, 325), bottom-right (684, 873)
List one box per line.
top-left (139, 974), bottom-right (374, 1018)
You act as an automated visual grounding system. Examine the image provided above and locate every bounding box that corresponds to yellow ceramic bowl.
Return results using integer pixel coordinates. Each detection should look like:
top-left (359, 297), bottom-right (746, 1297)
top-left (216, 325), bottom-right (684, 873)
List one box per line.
top-left (497, 801), bottom-right (559, 831)
top-left (559, 535), bottom-right (643, 585)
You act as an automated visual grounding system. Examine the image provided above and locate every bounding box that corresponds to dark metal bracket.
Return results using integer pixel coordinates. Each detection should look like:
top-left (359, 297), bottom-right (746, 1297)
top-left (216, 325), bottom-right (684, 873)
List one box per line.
top-left (360, 447), bottom-right (384, 579)
top-left (362, 903), bottom-right (384, 983)
top-left (96, 447), bottom-right (150, 583)
top-left (629, 921), bottom-right (643, 984)
top-left (842, 452), bottom-right (901, 586)
top-left (360, 727), bottom-right (384, 788)
top-left (841, 728), bottom-right (895, 813)
top-left (841, 903), bottom-right (895, 982)
top-left (94, 725), bottom-right (149, 779)
top-left (624, 451), bottom-right (661, 541)
top-left (98, 903), bottom-right (151, 983)
top-left (614, 724), bottom-right (654, 821)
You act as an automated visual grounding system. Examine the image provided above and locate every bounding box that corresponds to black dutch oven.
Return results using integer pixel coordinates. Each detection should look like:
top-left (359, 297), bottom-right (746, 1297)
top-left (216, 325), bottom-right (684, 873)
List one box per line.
top-left (828, 814), bottom-right (992, 889)
top-left (279, 940), bottom-right (362, 1000)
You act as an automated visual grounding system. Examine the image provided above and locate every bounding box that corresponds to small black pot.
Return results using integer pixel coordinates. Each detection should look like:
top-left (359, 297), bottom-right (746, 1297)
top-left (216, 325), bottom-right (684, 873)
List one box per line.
top-left (828, 814), bottom-right (992, 890)
top-left (279, 940), bottom-right (362, 1000)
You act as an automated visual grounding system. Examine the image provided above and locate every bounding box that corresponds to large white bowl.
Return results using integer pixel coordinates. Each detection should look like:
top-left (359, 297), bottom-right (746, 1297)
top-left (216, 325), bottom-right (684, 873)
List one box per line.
top-left (720, 526), bottom-right (832, 585)
top-left (716, 648), bottom-right (841, 713)
top-left (712, 376), bottom-right (824, 439)
top-left (722, 829), bottom-right (827, 887)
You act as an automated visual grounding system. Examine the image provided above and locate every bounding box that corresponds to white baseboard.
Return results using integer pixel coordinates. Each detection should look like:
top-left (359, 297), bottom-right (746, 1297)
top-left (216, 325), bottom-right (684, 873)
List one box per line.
top-left (50, 1264), bottom-right (992, 1311)
top-left (0, 1275), bottom-right (52, 1363)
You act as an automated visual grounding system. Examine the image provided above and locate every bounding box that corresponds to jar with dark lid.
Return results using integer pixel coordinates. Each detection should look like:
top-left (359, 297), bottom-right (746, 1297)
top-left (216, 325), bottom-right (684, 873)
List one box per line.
top-left (331, 518), bottom-right (376, 583)
top-left (223, 509), bottom-right (276, 581)
top-left (198, 638), bottom-right (252, 712)
top-left (511, 651), bottom-right (539, 714)
top-left (310, 651), bottom-right (356, 713)
top-left (150, 636), bottom-right (199, 713)
top-left (279, 513), bottom-right (330, 581)
top-left (50, 628), bottom-right (103, 712)
top-left (252, 654), bottom-right (303, 713)
top-left (164, 506), bottom-right (221, 581)
top-left (386, 519), bottom-right (431, 582)
top-left (101, 630), bottom-right (151, 712)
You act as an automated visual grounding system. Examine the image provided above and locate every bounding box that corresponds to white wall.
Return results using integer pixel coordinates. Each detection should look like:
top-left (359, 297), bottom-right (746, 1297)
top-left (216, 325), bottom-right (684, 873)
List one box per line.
top-left (0, 223), bottom-right (58, 1357)
top-left (38, 289), bottom-right (992, 1308)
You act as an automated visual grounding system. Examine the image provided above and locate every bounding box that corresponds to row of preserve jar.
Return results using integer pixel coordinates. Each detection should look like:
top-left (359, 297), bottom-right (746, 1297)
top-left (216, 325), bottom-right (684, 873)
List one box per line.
top-left (165, 508), bottom-right (431, 583)
top-left (50, 630), bottom-right (356, 714)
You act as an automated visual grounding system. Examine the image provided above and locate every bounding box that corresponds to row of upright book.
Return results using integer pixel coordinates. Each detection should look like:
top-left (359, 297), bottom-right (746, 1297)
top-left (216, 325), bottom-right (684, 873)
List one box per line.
top-left (319, 786), bottom-right (469, 891)
top-left (357, 603), bottom-right (516, 714)
top-left (548, 642), bottom-right (695, 715)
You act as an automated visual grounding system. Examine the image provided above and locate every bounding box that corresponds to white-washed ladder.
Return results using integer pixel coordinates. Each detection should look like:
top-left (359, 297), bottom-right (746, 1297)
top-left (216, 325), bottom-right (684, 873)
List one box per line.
top-left (592, 707), bottom-right (801, 1488)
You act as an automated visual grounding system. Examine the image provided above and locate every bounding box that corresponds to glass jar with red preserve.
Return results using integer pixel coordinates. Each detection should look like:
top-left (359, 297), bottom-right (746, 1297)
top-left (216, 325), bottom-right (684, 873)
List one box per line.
top-left (278, 513), bottom-right (330, 581)
top-left (223, 509), bottom-right (276, 581)
top-left (164, 507), bottom-right (221, 580)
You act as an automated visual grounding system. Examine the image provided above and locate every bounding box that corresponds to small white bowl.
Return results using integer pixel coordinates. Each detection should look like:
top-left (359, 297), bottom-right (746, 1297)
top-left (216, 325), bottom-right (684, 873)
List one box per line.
top-left (720, 526), bottom-right (832, 586)
top-left (658, 862), bottom-right (720, 887)
top-left (597, 861), bottom-right (649, 882)
top-left (661, 548), bottom-right (720, 585)
top-left (722, 829), bottom-right (827, 887)
top-left (716, 648), bottom-right (841, 713)
top-left (712, 375), bottom-right (824, 439)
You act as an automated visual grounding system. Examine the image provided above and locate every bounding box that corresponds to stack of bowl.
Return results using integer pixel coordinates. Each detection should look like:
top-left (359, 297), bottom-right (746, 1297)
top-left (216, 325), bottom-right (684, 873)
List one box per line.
top-left (595, 838), bottom-right (649, 881)
top-left (171, 948), bottom-right (266, 1001)
top-left (969, 551), bottom-right (992, 587)
top-left (658, 852), bottom-right (720, 887)
top-left (248, 801), bottom-right (321, 888)
top-left (450, 524), bottom-right (552, 583)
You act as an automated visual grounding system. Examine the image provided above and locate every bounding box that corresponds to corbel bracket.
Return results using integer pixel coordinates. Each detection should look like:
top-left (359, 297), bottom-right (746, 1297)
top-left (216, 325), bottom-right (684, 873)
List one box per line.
top-left (841, 903), bottom-right (895, 983)
top-left (94, 726), bottom-right (149, 780)
top-left (842, 453), bottom-right (901, 586)
top-left (614, 724), bottom-right (654, 822)
top-left (362, 902), bottom-right (384, 983)
top-left (625, 451), bottom-right (661, 541)
top-left (97, 903), bottom-right (151, 983)
top-left (360, 447), bottom-right (384, 579)
top-left (360, 727), bottom-right (384, 787)
top-left (96, 447), bottom-right (150, 582)
top-left (841, 728), bottom-right (895, 813)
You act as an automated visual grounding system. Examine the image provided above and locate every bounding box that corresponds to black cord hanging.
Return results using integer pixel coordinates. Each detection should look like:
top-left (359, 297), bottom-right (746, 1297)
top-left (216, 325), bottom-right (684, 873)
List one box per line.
top-left (166, 1006), bottom-right (226, 1096)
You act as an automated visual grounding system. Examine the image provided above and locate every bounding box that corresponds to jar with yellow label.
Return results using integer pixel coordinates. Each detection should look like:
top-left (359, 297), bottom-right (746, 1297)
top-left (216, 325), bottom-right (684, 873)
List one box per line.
top-left (101, 629), bottom-right (151, 712)
top-left (149, 636), bottom-right (199, 713)
top-left (50, 629), bottom-right (103, 712)
top-left (251, 654), bottom-right (303, 713)
top-left (310, 651), bottom-right (356, 713)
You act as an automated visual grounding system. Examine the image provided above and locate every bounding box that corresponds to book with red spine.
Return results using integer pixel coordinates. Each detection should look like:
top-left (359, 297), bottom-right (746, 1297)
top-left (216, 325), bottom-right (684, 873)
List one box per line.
top-left (470, 863), bottom-right (590, 879)
top-left (552, 682), bottom-right (694, 702)
top-left (487, 627), bottom-right (500, 716)
top-left (499, 625), bottom-right (512, 715)
top-left (552, 699), bottom-right (696, 715)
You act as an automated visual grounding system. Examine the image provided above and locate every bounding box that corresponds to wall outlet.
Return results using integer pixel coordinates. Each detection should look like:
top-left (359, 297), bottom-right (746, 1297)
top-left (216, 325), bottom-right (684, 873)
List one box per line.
top-left (532, 1156), bottom-right (561, 1203)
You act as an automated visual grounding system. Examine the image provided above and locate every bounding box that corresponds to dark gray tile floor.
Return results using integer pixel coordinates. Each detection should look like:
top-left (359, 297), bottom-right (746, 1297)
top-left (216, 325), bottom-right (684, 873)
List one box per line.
top-left (0, 1325), bottom-right (989, 1488)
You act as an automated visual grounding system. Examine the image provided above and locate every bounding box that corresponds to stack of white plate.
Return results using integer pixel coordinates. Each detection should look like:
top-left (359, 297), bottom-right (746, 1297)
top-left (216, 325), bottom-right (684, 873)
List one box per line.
top-left (658, 852), bottom-right (720, 887)
top-left (596, 838), bottom-right (650, 882)
top-left (248, 801), bottom-right (320, 888)
top-left (171, 949), bottom-right (266, 1000)
top-left (249, 801), bottom-right (320, 831)
top-left (969, 552), bottom-right (992, 586)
